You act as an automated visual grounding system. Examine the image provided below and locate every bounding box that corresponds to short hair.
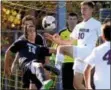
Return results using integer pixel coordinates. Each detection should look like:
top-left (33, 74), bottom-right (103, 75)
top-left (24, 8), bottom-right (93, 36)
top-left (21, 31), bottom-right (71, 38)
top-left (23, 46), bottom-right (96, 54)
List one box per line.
top-left (22, 15), bottom-right (36, 26)
top-left (68, 12), bottom-right (78, 17)
top-left (81, 1), bottom-right (95, 9)
top-left (102, 22), bottom-right (111, 41)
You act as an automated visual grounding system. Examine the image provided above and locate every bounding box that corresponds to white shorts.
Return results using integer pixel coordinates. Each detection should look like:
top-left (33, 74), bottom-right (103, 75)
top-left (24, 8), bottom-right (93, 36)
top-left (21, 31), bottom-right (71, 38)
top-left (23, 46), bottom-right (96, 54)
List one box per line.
top-left (73, 45), bottom-right (93, 74)
top-left (73, 58), bottom-right (87, 74)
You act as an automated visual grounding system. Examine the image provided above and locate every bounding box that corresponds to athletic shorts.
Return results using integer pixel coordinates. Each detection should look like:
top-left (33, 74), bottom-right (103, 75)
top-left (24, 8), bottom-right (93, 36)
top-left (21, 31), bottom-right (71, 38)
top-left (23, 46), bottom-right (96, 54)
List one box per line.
top-left (73, 45), bottom-right (93, 60)
top-left (73, 45), bottom-right (93, 73)
top-left (22, 62), bottom-right (43, 89)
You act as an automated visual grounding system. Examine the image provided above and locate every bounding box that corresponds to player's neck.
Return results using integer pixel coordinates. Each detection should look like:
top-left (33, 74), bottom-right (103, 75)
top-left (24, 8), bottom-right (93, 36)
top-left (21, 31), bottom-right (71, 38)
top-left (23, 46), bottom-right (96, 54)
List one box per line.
top-left (68, 25), bottom-right (76, 32)
top-left (83, 16), bottom-right (92, 22)
top-left (28, 39), bottom-right (35, 44)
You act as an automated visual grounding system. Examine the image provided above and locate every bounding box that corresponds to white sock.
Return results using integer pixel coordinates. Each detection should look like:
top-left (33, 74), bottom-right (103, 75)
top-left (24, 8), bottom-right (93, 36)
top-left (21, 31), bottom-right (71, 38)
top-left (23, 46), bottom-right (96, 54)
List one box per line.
top-left (55, 47), bottom-right (64, 70)
top-left (30, 62), bottom-right (43, 84)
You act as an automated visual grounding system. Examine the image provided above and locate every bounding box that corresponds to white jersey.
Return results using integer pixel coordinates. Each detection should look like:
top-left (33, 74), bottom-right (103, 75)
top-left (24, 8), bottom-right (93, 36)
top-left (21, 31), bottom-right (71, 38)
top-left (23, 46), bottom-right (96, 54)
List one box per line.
top-left (84, 41), bottom-right (111, 89)
top-left (72, 17), bottom-right (102, 71)
top-left (70, 17), bottom-right (101, 49)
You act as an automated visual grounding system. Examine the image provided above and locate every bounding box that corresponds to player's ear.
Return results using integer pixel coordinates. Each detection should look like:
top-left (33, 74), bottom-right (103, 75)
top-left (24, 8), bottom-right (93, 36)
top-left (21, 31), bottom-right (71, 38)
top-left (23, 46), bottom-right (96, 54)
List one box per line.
top-left (101, 35), bottom-right (105, 41)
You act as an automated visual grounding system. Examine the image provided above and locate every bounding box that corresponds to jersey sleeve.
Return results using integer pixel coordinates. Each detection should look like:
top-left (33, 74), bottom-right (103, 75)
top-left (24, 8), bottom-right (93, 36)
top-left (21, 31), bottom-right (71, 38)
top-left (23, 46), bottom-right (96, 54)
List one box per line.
top-left (10, 40), bottom-right (23, 53)
top-left (39, 46), bottom-right (51, 56)
top-left (35, 34), bottom-right (47, 46)
top-left (70, 25), bottom-right (78, 39)
top-left (84, 48), bottom-right (97, 67)
top-left (18, 35), bottom-right (25, 40)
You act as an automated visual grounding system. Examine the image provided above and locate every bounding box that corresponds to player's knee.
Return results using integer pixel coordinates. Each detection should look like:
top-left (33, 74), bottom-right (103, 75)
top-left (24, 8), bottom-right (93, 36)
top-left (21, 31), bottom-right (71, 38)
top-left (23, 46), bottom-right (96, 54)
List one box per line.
top-left (29, 83), bottom-right (37, 90)
top-left (32, 62), bottom-right (41, 68)
top-left (73, 76), bottom-right (78, 88)
top-left (73, 72), bottom-right (83, 88)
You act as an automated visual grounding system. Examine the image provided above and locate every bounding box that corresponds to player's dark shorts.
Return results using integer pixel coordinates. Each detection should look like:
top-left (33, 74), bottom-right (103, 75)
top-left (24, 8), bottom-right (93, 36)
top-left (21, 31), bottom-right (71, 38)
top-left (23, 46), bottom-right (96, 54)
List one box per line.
top-left (22, 68), bottom-right (42, 89)
top-left (22, 61), bottom-right (43, 89)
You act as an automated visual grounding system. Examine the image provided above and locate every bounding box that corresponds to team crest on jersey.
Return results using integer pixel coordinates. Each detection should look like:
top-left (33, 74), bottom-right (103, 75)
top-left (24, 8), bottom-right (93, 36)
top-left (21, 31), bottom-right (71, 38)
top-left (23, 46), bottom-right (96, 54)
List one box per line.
top-left (80, 28), bottom-right (89, 32)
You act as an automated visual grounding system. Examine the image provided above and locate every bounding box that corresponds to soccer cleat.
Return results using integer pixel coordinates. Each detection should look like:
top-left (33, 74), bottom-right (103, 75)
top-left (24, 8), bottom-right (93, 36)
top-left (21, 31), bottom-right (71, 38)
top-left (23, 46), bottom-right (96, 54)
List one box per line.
top-left (43, 64), bottom-right (60, 75)
top-left (41, 79), bottom-right (53, 90)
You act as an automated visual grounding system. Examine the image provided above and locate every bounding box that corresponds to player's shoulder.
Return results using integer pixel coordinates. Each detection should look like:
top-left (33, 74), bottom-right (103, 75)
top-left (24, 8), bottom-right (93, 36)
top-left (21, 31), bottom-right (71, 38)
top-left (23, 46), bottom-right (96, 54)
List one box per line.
top-left (14, 39), bottom-right (27, 44)
top-left (17, 35), bottom-right (25, 40)
top-left (36, 33), bottom-right (43, 38)
top-left (95, 41), bottom-right (110, 52)
top-left (59, 28), bottom-right (67, 35)
top-left (91, 18), bottom-right (101, 25)
top-left (36, 33), bottom-right (45, 41)
top-left (75, 21), bottom-right (84, 28)
top-left (76, 21), bottom-right (83, 26)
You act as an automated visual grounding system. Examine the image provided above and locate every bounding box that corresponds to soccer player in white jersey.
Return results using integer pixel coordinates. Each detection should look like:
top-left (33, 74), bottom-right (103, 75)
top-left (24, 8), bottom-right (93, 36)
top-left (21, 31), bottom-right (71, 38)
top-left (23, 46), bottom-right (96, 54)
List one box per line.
top-left (44, 1), bottom-right (102, 89)
top-left (84, 22), bottom-right (111, 89)
top-left (45, 1), bottom-right (101, 89)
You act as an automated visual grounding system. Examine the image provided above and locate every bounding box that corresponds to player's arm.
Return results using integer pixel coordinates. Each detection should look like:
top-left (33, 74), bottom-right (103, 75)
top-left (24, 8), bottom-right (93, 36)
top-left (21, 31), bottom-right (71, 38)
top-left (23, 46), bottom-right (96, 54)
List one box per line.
top-left (96, 22), bottom-right (103, 46)
top-left (4, 47), bottom-right (16, 77)
top-left (96, 36), bottom-right (104, 46)
top-left (4, 40), bottom-right (22, 77)
top-left (39, 47), bottom-right (56, 57)
top-left (44, 33), bottom-right (76, 45)
top-left (84, 49), bottom-right (96, 89)
top-left (49, 48), bottom-right (56, 54)
top-left (84, 64), bottom-right (93, 89)
top-left (53, 34), bottom-right (76, 45)
top-left (11, 53), bottom-right (19, 73)
top-left (54, 25), bottom-right (78, 45)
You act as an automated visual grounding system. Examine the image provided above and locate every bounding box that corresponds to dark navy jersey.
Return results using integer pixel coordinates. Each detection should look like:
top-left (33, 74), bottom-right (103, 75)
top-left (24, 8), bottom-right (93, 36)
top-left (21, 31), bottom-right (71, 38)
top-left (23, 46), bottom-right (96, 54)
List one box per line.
top-left (10, 40), bottom-right (51, 66)
top-left (16, 34), bottom-right (47, 64)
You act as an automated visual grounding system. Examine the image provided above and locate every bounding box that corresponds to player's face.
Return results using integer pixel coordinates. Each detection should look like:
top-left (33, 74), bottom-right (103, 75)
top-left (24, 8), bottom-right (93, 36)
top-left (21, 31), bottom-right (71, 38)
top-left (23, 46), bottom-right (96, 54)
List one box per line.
top-left (81, 5), bottom-right (93, 19)
top-left (27, 25), bottom-right (36, 41)
top-left (24, 20), bottom-right (34, 26)
top-left (67, 16), bottom-right (78, 26)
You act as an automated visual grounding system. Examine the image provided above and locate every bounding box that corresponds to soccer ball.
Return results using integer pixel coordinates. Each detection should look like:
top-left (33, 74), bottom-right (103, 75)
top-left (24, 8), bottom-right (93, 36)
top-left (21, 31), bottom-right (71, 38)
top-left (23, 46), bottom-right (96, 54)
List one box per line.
top-left (42, 16), bottom-right (56, 31)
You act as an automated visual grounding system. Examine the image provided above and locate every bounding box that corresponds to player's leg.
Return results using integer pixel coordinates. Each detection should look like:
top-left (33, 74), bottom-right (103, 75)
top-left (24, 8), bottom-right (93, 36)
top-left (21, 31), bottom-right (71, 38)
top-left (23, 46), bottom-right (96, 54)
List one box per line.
top-left (73, 71), bottom-right (85, 89)
top-left (22, 69), bottom-right (33, 89)
top-left (30, 62), bottom-right (53, 89)
top-left (30, 73), bottom-right (43, 90)
top-left (55, 45), bottom-right (74, 70)
top-left (59, 45), bottom-right (74, 57)
top-left (73, 46), bottom-right (93, 89)
top-left (29, 84), bottom-right (37, 90)
top-left (62, 63), bottom-right (74, 90)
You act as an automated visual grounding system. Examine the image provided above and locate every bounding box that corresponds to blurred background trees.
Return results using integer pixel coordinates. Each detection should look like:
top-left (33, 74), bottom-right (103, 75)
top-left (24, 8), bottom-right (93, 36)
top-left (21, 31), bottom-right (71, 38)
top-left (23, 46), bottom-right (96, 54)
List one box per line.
top-left (1, 1), bottom-right (111, 30)
top-left (1, 1), bottom-right (111, 52)
top-left (1, 1), bottom-right (111, 89)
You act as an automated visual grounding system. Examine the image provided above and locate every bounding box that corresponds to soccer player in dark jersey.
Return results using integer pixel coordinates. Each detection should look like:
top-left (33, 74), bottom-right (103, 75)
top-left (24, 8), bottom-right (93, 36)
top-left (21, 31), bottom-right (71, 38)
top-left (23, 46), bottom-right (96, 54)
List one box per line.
top-left (4, 24), bottom-right (56, 90)
top-left (6, 15), bottom-right (49, 89)
top-left (12, 15), bottom-right (47, 67)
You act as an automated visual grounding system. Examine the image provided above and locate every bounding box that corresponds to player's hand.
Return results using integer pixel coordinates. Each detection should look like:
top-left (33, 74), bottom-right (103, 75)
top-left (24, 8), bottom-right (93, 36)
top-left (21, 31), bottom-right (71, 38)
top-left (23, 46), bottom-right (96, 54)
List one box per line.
top-left (52, 33), bottom-right (61, 44)
top-left (86, 87), bottom-right (92, 90)
top-left (86, 86), bottom-right (92, 90)
top-left (44, 33), bottom-right (53, 41)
